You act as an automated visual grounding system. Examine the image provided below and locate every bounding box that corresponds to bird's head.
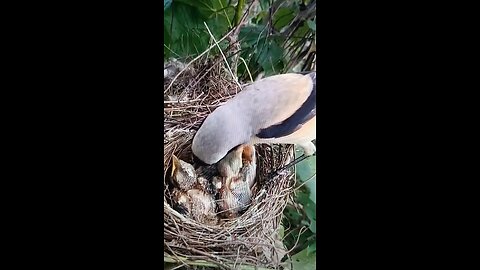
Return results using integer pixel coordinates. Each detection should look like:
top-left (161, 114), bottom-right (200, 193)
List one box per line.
top-left (171, 155), bottom-right (197, 190)
top-left (192, 105), bottom-right (251, 165)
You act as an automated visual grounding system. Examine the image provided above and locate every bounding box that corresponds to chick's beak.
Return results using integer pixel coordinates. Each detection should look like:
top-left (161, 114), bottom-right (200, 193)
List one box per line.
top-left (171, 155), bottom-right (180, 177)
top-left (242, 145), bottom-right (255, 163)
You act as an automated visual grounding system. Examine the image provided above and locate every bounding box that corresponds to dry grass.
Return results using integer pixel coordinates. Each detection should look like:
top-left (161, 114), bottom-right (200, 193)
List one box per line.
top-left (163, 54), bottom-right (296, 269)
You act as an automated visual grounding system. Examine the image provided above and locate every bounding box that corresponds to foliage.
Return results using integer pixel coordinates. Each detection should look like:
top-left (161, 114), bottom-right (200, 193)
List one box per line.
top-left (164, 0), bottom-right (234, 58)
top-left (281, 146), bottom-right (316, 266)
top-left (288, 247), bottom-right (317, 269)
top-left (164, 0), bottom-right (316, 79)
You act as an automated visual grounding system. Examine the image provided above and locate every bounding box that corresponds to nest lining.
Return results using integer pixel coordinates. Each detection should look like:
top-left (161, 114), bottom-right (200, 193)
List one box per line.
top-left (164, 56), bottom-right (297, 269)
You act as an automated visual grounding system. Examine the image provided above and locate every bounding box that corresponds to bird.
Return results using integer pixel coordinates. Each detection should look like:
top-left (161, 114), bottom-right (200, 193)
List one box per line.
top-left (212, 176), bottom-right (223, 192)
top-left (171, 187), bottom-right (218, 225)
top-left (169, 155), bottom-right (219, 224)
top-left (171, 188), bottom-right (191, 216)
top-left (185, 188), bottom-right (218, 225)
top-left (218, 177), bottom-right (251, 219)
top-left (196, 176), bottom-right (215, 195)
top-left (192, 71), bottom-right (316, 165)
top-left (216, 144), bottom-right (257, 218)
top-left (217, 144), bottom-right (245, 179)
top-left (170, 155), bottom-right (197, 191)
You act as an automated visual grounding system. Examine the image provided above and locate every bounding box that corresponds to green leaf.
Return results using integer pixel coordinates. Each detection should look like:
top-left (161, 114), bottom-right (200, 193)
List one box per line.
top-left (307, 19), bottom-right (316, 31)
top-left (295, 192), bottom-right (316, 234)
top-left (307, 243), bottom-right (316, 255)
top-left (295, 146), bottom-right (316, 204)
top-left (239, 25), bottom-right (267, 48)
top-left (284, 206), bottom-right (302, 221)
top-left (278, 224), bottom-right (285, 239)
top-left (164, 0), bottom-right (172, 10)
top-left (299, 195), bottom-right (315, 221)
top-left (254, 10), bottom-right (268, 24)
top-left (163, 0), bottom-right (233, 59)
top-left (273, 7), bottom-right (296, 31)
top-left (309, 219), bottom-right (316, 233)
top-left (175, 0), bottom-right (234, 27)
top-left (257, 39), bottom-right (284, 75)
top-left (258, 0), bottom-right (270, 11)
top-left (290, 247), bottom-right (316, 270)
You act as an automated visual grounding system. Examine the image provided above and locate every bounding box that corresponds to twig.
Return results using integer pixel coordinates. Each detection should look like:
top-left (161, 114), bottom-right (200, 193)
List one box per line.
top-left (294, 172), bottom-right (316, 191)
top-left (164, 254), bottom-right (274, 270)
top-left (203, 22), bottom-right (242, 91)
top-left (240, 56), bottom-right (253, 83)
top-left (164, 27), bottom-right (236, 93)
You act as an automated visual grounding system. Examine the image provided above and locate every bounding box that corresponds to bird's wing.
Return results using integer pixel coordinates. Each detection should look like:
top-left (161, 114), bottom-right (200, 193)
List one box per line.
top-left (192, 72), bottom-right (315, 164)
top-left (256, 72), bottom-right (316, 139)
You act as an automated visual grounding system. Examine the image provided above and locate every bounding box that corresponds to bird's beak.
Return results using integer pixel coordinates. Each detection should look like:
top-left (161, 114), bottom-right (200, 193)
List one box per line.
top-left (171, 155), bottom-right (180, 177)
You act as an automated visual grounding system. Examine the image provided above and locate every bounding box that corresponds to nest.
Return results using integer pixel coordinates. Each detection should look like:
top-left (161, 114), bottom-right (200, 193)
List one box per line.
top-left (164, 56), bottom-right (297, 269)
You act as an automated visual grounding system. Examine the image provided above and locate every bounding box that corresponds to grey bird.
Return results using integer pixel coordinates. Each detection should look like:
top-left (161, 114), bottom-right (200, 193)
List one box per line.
top-left (192, 72), bottom-right (316, 164)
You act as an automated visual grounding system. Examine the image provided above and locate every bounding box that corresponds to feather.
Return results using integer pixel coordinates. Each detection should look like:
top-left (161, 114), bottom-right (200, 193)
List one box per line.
top-left (256, 81), bottom-right (316, 139)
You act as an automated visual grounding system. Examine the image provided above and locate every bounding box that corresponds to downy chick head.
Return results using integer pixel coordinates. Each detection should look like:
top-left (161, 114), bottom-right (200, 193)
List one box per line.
top-left (186, 189), bottom-right (218, 225)
top-left (171, 155), bottom-right (197, 191)
top-left (217, 145), bottom-right (245, 179)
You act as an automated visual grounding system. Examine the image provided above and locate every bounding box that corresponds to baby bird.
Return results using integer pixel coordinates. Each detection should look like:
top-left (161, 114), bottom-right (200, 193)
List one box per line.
top-left (195, 164), bottom-right (218, 195)
top-left (171, 155), bottom-right (197, 191)
top-left (170, 155), bottom-right (218, 225)
top-left (186, 189), bottom-right (218, 225)
top-left (217, 144), bottom-right (257, 219)
top-left (171, 188), bottom-right (191, 216)
top-left (171, 188), bottom-right (218, 225)
top-left (217, 145), bottom-right (244, 179)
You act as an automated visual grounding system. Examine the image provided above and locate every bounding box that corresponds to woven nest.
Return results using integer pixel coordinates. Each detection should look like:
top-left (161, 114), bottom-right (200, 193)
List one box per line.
top-left (164, 56), bottom-right (297, 269)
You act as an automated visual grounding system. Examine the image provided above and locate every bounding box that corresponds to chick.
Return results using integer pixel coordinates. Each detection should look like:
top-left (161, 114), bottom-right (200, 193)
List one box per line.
top-left (186, 189), bottom-right (218, 225)
top-left (195, 163), bottom-right (218, 195)
top-left (171, 188), bottom-right (191, 216)
top-left (218, 176), bottom-right (252, 218)
top-left (230, 175), bottom-right (252, 209)
top-left (217, 145), bottom-right (244, 179)
top-left (196, 176), bottom-right (215, 195)
top-left (217, 144), bottom-right (257, 219)
top-left (171, 155), bottom-right (197, 191)
top-left (171, 187), bottom-right (218, 225)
